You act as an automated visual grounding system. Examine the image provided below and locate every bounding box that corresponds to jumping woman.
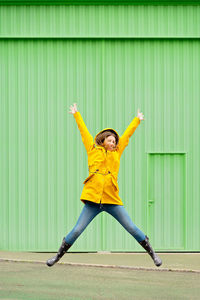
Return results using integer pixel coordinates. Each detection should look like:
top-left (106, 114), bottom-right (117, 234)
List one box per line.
top-left (46, 103), bottom-right (162, 267)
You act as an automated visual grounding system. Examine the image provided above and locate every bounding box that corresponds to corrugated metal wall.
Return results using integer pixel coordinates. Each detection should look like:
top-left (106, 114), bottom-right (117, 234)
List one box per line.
top-left (1, 5), bottom-right (200, 37)
top-left (0, 4), bottom-right (200, 251)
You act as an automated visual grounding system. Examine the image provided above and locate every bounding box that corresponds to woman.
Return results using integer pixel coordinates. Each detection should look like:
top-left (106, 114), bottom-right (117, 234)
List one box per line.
top-left (46, 103), bottom-right (162, 267)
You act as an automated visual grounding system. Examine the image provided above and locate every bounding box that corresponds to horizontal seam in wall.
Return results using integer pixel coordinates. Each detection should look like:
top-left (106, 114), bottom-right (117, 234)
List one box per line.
top-left (0, 36), bottom-right (200, 40)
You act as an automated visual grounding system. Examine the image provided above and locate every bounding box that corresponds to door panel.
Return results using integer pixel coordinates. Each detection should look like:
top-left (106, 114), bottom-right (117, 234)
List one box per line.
top-left (147, 153), bottom-right (186, 250)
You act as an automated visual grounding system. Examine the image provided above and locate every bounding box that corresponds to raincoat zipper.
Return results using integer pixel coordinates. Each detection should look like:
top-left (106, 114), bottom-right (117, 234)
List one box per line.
top-left (100, 149), bottom-right (107, 209)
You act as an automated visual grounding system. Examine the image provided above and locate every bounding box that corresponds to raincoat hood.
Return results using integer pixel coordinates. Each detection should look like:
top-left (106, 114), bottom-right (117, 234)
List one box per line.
top-left (94, 128), bottom-right (120, 147)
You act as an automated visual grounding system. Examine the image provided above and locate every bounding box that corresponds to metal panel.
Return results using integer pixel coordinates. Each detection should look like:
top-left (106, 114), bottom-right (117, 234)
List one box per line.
top-left (1, 1), bottom-right (200, 5)
top-left (0, 40), bottom-right (104, 251)
top-left (0, 4), bottom-right (200, 252)
top-left (1, 39), bottom-right (200, 251)
top-left (0, 5), bottom-right (200, 37)
top-left (99, 39), bottom-right (200, 251)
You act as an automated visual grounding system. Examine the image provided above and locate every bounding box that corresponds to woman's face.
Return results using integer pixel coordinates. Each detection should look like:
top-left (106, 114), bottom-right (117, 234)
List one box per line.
top-left (103, 135), bottom-right (116, 151)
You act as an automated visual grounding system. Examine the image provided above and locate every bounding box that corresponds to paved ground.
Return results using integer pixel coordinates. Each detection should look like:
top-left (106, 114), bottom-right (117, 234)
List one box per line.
top-left (0, 252), bottom-right (200, 300)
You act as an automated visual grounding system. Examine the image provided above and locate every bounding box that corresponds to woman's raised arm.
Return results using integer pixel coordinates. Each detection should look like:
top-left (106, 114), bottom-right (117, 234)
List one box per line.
top-left (118, 109), bottom-right (144, 156)
top-left (69, 103), bottom-right (94, 153)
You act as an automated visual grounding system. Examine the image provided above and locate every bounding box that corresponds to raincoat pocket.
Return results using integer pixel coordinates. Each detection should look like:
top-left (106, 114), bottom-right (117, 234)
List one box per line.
top-left (83, 173), bottom-right (95, 184)
top-left (111, 177), bottom-right (119, 192)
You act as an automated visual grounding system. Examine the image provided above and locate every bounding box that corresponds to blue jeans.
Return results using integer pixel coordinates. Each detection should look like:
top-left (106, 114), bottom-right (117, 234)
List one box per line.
top-left (65, 201), bottom-right (146, 245)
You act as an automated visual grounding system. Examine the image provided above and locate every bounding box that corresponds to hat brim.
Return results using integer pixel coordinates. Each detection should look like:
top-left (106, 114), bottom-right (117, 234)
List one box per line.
top-left (99, 129), bottom-right (119, 145)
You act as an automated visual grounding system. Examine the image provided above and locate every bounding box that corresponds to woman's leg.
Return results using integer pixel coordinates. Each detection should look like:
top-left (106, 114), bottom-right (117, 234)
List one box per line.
top-left (65, 201), bottom-right (101, 245)
top-left (104, 204), bottom-right (162, 267)
top-left (46, 201), bottom-right (101, 267)
top-left (104, 204), bottom-right (146, 242)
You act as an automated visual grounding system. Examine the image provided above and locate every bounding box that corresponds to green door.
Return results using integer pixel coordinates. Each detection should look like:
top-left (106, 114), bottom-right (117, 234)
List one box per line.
top-left (147, 153), bottom-right (186, 250)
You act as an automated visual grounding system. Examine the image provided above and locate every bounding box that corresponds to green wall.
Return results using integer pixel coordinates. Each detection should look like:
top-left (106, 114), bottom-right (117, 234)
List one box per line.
top-left (0, 4), bottom-right (199, 251)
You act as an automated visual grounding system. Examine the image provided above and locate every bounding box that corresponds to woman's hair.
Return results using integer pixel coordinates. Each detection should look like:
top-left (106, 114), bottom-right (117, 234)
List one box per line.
top-left (95, 130), bottom-right (119, 147)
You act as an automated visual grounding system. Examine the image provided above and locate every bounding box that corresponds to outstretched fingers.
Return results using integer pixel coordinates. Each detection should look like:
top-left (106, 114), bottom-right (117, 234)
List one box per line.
top-left (137, 108), bottom-right (145, 121)
top-left (69, 103), bottom-right (78, 114)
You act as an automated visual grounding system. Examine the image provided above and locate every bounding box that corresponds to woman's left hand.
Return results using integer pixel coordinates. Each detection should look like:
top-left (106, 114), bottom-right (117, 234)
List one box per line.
top-left (137, 109), bottom-right (145, 121)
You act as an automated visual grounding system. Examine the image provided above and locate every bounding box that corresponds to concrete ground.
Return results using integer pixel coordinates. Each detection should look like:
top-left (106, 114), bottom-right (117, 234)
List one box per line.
top-left (0, 252), bottom-right (200, 300)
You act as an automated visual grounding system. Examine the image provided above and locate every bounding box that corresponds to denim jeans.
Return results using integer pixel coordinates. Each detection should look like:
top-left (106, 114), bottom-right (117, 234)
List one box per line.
top-left (65, 200), bottom-right (146, 245)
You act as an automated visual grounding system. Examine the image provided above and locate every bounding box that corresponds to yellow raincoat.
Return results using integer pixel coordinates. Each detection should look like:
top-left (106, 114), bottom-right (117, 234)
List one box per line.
top-left (73, 111), bottom-right (140, 205)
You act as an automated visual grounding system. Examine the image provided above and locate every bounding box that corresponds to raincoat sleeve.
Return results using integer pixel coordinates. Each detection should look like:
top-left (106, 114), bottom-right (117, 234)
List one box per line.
top-left (73, 111), bottom-right (94, 153)
top-left (118, 116), bottom-right (140, 156)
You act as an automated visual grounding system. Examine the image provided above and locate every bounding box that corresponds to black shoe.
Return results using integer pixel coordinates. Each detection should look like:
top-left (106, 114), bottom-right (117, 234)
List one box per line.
top-left (46, 238), bottom-right (71, 267)
top-left (139, 236), bottom-right (162, 267)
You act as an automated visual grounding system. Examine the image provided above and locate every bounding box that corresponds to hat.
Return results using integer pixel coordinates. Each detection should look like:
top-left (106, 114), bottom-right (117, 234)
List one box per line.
top-left (94, 128), bottom-right (120, 146)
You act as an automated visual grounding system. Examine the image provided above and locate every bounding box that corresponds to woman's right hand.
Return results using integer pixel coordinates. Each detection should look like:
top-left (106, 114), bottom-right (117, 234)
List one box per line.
top-left (137, 109), bottom-right (145, 121)
top-left (69, 103), bottom-right (78, 114)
